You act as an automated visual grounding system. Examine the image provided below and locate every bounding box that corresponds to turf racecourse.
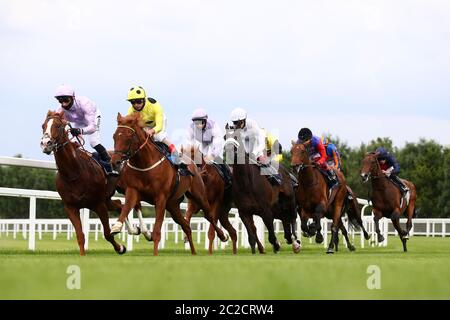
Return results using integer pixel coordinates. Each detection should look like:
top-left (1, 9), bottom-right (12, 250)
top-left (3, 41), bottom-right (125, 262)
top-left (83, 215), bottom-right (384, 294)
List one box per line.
top-left (1, 233), bottom-right (449, 300)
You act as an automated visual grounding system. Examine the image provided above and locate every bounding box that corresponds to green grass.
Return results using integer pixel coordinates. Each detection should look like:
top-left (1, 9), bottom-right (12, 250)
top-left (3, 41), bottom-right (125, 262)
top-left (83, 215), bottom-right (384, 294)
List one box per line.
top-left (0, 232), bottom-right (449, 300)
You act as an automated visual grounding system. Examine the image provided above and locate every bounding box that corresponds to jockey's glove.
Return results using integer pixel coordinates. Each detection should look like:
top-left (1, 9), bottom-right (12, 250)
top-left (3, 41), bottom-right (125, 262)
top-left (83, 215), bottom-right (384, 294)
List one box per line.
top-left (70, 128), bottom-right (83, 136)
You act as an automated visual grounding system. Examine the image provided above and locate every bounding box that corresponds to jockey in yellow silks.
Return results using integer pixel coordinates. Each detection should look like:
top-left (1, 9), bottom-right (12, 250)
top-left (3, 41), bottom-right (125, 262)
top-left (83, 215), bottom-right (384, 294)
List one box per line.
top-left (126, 86), bottom-right (180, 165)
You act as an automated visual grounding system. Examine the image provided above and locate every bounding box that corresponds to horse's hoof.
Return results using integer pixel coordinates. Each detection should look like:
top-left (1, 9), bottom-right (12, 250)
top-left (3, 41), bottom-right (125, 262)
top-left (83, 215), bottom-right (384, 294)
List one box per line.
top-left (135, 226), bottom-right (141, 235)
top-left (364, 233), bottom-right (371, 240)
top-left (402, 234), bottom-right (409, 240)
top-left (110, 221), bottom-right (123, 235)
top-left (348, 244), bottom-right (356, 252)
top-left (292, 242), bottom-right (302, 254)
top-left (220, 233), bottom-right (229, 242)
top-left (326, 248), bottom-right (334, 254)
top-left (118, 245), bottom-right (127, 255)
top-left (316, 235), bottom-right (324, 244)
top-left (377, 235), bottom-right (385, 243)
top-left (143, 230), bottom-right (153, 242)
top-left (302, 232), bottom-right (311, 238)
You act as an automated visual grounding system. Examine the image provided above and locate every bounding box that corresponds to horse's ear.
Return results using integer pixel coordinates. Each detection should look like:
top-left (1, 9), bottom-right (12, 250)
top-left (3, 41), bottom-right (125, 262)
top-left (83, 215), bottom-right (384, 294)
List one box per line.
top-left (291, 140), bottom-right (296, 146)
top-left (117, 112), bottom-right (123, 122)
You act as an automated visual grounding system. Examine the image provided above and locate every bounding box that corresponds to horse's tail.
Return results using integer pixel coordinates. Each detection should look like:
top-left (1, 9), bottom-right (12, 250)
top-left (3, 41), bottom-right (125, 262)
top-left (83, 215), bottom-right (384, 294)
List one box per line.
top-left (345, 197), bottom-right (363, 231)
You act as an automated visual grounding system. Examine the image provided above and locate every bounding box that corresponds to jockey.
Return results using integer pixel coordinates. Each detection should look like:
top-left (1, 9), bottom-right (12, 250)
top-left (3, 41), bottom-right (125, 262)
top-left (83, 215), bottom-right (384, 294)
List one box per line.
top-left (55, 84), bottom-right (117, 176)
top-left (126, 86), bottom-right (181, 165)
top-left (188, 108), bottom-right (223, 163)
top-left (189, 108), bottom-right (232, 186)
top-left (264, 129), bottom-right (283, 163)
top-left (230, 108), bottom-right (267, 164)
top-left (297, 128), bottom-right (338, 188)
top-left (376, 147), bottom-right (409, 196)
top-left (230, 108), bottom-right (281, 185)
top-left (321, 136), bottom-right (341, 170)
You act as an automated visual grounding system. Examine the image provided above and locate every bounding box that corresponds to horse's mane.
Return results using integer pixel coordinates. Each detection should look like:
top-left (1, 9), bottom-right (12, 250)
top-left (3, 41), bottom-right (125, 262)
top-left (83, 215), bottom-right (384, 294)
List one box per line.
top-left (117, 112), bottom-right (145, 129)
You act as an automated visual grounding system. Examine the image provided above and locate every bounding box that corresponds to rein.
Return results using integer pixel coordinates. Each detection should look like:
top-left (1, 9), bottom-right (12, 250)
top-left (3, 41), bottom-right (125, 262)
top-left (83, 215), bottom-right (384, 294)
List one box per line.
top-left (114, 125), bottom-right (165, 172)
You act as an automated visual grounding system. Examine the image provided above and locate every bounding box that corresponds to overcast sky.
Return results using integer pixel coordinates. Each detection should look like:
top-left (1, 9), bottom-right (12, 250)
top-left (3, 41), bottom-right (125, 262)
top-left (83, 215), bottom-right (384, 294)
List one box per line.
top-left (0, 0), bottom-right (449, 160)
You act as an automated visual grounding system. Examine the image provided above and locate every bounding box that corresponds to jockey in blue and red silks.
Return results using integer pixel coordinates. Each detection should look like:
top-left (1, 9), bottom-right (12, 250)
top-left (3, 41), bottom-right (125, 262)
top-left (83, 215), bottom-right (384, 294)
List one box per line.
top-left (297, 128), bottom-right (338, 188)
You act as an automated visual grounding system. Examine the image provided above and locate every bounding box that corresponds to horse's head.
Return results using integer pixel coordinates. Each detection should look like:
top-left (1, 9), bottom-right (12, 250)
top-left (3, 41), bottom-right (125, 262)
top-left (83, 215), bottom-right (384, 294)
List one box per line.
top-left (40, 110), bottom-right (70, 155)
top-left (360, 151), bottom-right (380, 183)
top-left (111, 112), bottom-right (147, 170)
top-left (290, 140), bottom-right (310, 173)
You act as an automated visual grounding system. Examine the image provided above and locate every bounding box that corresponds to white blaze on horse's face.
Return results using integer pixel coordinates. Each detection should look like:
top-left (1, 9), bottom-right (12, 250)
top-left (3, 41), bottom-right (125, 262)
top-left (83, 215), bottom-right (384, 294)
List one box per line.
top-left (40, 119), bottom-right (54, 154)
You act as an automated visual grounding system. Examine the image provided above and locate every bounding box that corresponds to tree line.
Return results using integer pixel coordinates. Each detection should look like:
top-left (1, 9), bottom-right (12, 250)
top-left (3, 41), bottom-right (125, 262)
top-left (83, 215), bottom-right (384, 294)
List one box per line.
top-left (0, 137), bottom-right (448, 218)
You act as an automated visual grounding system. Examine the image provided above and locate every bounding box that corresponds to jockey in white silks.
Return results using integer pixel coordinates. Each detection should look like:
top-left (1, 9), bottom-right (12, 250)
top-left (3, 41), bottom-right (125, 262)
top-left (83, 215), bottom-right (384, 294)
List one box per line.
top-left (229, 108), bottom-right (267, 163)
top-left (188, 108), bottom-right (224, 164)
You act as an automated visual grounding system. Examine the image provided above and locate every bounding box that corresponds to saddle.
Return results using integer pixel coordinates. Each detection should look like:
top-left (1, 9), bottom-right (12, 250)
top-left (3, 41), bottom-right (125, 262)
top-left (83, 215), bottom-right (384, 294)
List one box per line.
top-left (211, 162), bottom-right (233, 188)
top-left (91, 152), bottom-right (111, 176)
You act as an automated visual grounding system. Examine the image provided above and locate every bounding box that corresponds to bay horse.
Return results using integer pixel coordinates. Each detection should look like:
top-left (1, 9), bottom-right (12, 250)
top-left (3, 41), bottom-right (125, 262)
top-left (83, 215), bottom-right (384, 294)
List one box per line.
top-left (40, 110), bottom-right (126, 255)
top-left (291, 141), bottom-right (365, 253)
top-left (224, 127), bottom-right (300, 254)
top-left (360, 152), bottom-right (417, 252)
top-left (180, 144), bottom-right (237, 254)
top-left (110, 112), bottom-right (228, 255)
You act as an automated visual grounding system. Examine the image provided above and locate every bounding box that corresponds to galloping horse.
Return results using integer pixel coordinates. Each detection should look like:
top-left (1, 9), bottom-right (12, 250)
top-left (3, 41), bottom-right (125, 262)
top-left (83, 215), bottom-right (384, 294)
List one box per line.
top-left (291, 141), bottom-right (366, 253)
top-left (360, 152), bottom-right (417, 252)
top-left (40, 110), bottom-right (126, 255)
top-left (181, 144), bottom-right (237, 254)
top-left (110, 113), bottom-right (228, 255)
top-left (224, 127), bottom-right (300, 254)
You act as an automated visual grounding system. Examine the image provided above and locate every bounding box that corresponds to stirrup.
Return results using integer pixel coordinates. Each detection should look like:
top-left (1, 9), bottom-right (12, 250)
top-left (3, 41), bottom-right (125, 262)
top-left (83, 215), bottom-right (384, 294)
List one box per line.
top-left (108, 170), bottom-right (119, 177)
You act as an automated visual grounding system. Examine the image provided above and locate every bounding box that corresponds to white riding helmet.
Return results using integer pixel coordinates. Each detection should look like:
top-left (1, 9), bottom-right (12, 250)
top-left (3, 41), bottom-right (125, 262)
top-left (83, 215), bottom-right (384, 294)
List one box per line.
top-left (191, 108), bottom-right (208, 121)
top-left (230, 108), bottom-right (247, 122)
top-left (55, 84), bottom-right (75, 97)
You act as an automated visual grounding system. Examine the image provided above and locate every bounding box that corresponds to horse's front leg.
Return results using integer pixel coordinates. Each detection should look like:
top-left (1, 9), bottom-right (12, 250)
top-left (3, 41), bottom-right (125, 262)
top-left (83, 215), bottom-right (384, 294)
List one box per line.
top-left (152, 197), bottom-right (169, 256)
top-left (373, 210), bottom-right (385, 243)
top-left (111, 188), bottom-right (139, 235)
top-left (184, 199), bottom-right (200, 243)
top-left (65, 205), bottom-right (85, 255)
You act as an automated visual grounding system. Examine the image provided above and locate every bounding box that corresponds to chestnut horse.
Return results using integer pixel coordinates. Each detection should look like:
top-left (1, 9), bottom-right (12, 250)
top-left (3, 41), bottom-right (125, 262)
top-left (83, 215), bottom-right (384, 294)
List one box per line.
top-left (291, 141), bottom-right (364, 253)
top-left (360, 152), bottom-right (417, 252)
top-left (181, 144), bottom-right (237, 254)
top-left (224, 128), bottom-right (300, 254)
top-left (110, 113), bottom-right (228, 255)
top-left (40, 110), bottom-right (126, 255)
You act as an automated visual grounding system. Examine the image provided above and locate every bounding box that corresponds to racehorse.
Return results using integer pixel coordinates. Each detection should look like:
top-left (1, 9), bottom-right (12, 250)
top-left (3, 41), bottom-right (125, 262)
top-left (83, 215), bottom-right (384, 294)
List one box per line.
top-left (360, 152), bottom-right (417, 252)
top-left (40, 110), bottom-right (126, 255)
top-left (180, 144), bottom-right (237, 254)
top-left (110, 112), bottom-right (228, 255)
top-left (291, 141), bottom-right (363, 253)
top-left (224, 127), bottom-right (300, 254)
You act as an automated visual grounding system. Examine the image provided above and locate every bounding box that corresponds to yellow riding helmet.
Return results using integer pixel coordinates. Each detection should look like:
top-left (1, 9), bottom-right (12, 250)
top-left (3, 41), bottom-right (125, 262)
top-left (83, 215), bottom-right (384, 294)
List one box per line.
top-left (127, 86), bottom-right (147, 101)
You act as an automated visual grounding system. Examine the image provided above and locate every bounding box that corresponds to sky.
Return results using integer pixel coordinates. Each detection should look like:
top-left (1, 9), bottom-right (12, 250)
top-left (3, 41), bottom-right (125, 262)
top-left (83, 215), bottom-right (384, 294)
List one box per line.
top-left (0, 0), bottom-right (449, 160)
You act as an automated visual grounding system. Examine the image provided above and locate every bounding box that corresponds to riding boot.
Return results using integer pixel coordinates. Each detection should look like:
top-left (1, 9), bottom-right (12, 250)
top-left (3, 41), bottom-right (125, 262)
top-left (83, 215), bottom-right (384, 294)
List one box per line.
top-left (391, 175), bottom-right (409, 196)
top-left (268, 173), bottom-right (282, 186)
top-left (94, 144), bottom-right (118, 176)
top-left (220, 164), bottom-right (233, 188)
top-left (289, 172), bottom-right (299, 188)
top-left (327, 169), bottom-right (338, 188)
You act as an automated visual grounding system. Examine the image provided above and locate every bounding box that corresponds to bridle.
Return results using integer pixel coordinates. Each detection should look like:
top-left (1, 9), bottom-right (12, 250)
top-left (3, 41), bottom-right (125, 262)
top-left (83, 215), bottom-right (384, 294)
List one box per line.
top-left (113, 125), bottom-right (165, 171)
top-left (42, 116), bottom-right (71, 154)
top-left (291, 143), bottom-right (314, 173)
